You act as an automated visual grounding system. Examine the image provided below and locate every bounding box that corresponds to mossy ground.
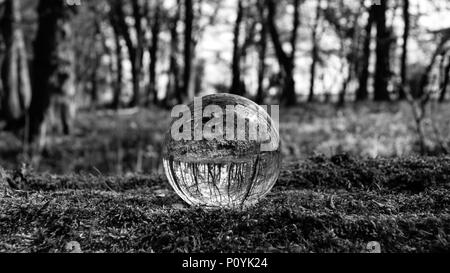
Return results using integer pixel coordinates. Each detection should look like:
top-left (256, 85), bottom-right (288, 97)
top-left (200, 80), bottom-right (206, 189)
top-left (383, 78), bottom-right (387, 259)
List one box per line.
top-left (0, 155), bottom-right (448, 253)
top-left (0, 103), bottom-right (449, 252)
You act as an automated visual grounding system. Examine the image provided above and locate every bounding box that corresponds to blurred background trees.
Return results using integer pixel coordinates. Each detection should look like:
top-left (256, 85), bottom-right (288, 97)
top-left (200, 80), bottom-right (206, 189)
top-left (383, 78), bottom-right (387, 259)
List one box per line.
top-left (0, 0), bottom-right (449, 166)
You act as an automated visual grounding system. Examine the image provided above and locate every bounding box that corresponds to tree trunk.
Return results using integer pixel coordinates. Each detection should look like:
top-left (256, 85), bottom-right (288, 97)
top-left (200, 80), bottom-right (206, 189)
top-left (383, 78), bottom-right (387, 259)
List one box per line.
top-left (418, 37), bottom-right (449, 99)
top-left (90, 20), bottom-right (101, 109)
top-left (373, 0), bottom-right (391, 101)
top-left (0, 3), bottom-right (5, 115)
top-left (130, 0), bottom-right (144, 107)
top-left (338, 4), bottom-right (362, 106)
top-left (439, 55), bottom-right (450, 102)
top-left (90, 58), bottom-right (98, 108)
top-left (28, 0), bottom-right (75, 142)
top-left (0, 0), bottom-right (31, 124)
top-left (110, 16), bottom-right (123, 110)
top-left (168, 0), bottom-right (181, 105)
top-left (290, 0), bottom-right (300, 61)
top-left (148, 1), bottom-right (161, 105)
top-left (182, 0), bottom-right (194, 101)
top-left (230, 0), bottom-right (244, 95)
top-left (356, 7), bottom-right (374, 101)
top-left (338, 45), bottom-right (353, 107)
top-left (113, 0), bottom-right (143, 107)
top-left (308, 0), bottom-right (321, 103)
top-left (265, 0), bottom-right (297, 106)
top-left (256, 18), bottom-right (267, 104)
top-left (399, 0), bottom-right (409, 100)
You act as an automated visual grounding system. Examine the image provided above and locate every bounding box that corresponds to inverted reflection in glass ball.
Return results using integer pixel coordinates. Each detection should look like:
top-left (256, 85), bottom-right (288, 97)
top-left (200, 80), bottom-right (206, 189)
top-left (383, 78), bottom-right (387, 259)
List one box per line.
top-left (163, 94), bottom-right (281, 209)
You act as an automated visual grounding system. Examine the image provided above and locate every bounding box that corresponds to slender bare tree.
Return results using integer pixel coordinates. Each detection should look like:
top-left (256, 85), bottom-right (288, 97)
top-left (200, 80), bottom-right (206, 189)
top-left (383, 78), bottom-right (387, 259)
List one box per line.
top-left (109, 10), bottom-right (124, 109)
top-left (265, 0), bottom-right (301, 106)
top-left (148, 0), bottom-right (162, 105)
top-left (0, 0), bottom-right (31, 126)
top-left (230, 0), bottom-right (244, 95)
top-left (28, 0), bottom-right (76, 143)
top-left (112, 0), bottom-right (145, 107)
top-left (373, 0), bottom-right (391, 101)
top-left (182, 0), bottom-right (194, 101)
top-left (399, 0), bottom-right (409, 100)
top-left (439, 55), bottom-right (450, 102)
top-left (308, 0), bottom-right (322, 102)
top-left (356, 6), bottom-right (374, 101)
top-left (256, 1), bottom-right (267, 104)
top-left (167, 0), bottom-right (182, 105)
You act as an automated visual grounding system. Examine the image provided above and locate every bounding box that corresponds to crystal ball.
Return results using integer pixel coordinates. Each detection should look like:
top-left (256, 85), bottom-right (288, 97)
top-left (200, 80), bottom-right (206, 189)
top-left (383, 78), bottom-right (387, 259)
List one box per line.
top-left (162, 94), bottom-right (281, 209)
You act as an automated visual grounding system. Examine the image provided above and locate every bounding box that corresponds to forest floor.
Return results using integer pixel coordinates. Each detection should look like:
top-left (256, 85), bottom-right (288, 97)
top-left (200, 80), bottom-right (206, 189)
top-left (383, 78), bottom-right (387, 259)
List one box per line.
top-left (0, 102), bottom-right (449, 174)
top-left (0, 155), bottom-right (449, 253)
top-left (0, 102), bottom-right (449, 252)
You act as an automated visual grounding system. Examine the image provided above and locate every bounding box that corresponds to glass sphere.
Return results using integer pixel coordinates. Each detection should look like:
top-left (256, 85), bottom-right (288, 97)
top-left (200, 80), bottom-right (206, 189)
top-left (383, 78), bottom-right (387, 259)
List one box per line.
top-left (162, 94), bottom-right (281, 209)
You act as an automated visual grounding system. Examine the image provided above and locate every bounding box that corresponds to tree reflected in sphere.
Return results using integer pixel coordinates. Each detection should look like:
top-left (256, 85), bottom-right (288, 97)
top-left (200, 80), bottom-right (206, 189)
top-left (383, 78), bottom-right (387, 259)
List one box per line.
top-left (163, 94), bottom-right (281, 209)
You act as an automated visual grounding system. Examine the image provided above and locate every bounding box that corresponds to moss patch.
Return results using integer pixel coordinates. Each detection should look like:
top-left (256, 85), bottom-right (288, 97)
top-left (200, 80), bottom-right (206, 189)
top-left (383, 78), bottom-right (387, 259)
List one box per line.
top-left (0, 155), bottom-right (449, 253)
